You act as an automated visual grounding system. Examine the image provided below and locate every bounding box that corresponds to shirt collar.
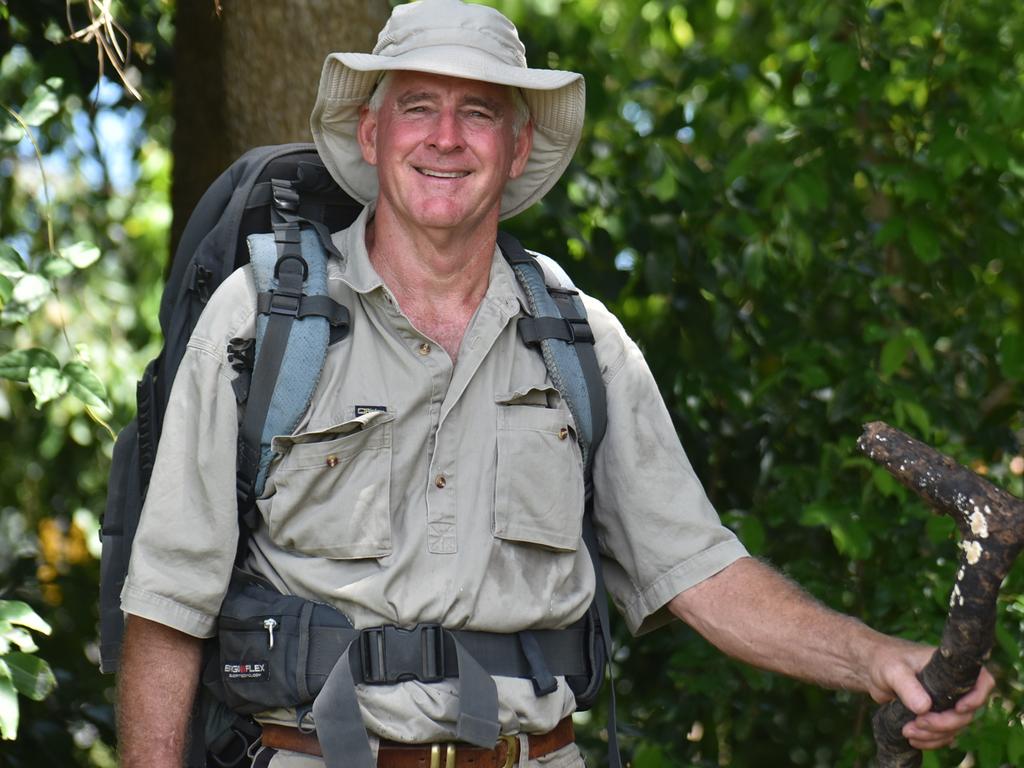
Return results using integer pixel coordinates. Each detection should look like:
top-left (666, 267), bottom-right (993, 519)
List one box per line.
top-left (328, 205), bottom-right (528, 316)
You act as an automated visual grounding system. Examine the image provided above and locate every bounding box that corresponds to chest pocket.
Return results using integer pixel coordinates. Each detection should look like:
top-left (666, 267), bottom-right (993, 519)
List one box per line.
top-left (493, 386), bottom-right (585, 551)
top-left (259, 410), bottom-right (395, 559)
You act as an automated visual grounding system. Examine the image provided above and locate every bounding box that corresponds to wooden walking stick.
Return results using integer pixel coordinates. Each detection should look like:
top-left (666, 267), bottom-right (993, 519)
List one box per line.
top-left (857, 421), bottom-right (1023, 768)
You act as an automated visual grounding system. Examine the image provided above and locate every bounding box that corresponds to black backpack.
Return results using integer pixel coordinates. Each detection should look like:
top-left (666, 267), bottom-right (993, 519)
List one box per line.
top-left (99, 144), bottom-right (363, 673)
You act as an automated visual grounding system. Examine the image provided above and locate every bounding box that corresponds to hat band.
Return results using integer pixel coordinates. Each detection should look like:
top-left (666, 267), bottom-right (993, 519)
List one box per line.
top-left (375, 26), bottom-right (527, 69)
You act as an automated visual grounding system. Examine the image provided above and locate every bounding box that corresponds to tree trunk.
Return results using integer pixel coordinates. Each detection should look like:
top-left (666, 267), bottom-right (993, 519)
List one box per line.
top-left (170, 0), bottom-right (389, 255)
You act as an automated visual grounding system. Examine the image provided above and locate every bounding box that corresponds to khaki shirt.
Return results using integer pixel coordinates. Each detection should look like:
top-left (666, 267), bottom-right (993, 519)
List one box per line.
top-left (122, 206), bottom-right (748, 741)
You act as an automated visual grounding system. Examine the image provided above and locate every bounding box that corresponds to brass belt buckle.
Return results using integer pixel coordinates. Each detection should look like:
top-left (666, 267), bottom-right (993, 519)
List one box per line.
top-left (498, 734), bottom-right (519, 768)
top-left (429, 743), bottom-right (456, 768)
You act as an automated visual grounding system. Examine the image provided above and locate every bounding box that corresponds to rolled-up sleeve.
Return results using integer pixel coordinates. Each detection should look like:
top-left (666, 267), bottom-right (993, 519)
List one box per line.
top-left (585, 299), bottom-right (749, 636)
top-left (120, 270), bottom-right (255, 638)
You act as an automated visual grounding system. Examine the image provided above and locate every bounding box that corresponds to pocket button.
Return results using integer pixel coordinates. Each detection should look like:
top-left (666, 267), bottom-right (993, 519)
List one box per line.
top-left (325, 455), bottom-right (339, 468)
top-left (558, 426), bottom-right (569, 441)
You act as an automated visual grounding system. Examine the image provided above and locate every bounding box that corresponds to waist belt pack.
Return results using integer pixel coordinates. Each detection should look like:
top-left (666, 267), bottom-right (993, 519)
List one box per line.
top-left (205, 573), bottom-right (604, 767)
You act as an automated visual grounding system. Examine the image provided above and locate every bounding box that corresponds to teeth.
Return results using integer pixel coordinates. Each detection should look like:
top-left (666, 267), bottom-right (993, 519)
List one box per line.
top-left (418, 168), bottom-right (467, 178)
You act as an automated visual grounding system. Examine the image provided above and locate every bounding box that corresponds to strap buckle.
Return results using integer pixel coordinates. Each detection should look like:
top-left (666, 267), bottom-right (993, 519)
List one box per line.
top-left (498, 734), bottom-right (519, 768)
top-left (429, 743), bottom-right (456, 768)
top-left (359, 624), bottom-right (446, 685)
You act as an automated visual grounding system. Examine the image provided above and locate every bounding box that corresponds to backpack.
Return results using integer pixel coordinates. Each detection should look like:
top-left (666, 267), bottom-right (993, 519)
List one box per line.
top-left (99, 143), bottom-right (618, 767)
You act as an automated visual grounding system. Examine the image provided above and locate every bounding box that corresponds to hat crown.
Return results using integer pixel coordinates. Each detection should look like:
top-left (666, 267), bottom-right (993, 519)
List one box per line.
top-left (374, 0), bottom-right (528, 69)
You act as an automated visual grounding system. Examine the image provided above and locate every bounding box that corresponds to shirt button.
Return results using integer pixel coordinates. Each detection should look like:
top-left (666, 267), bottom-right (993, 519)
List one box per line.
top-left (558, 427), bottom-right (569, 441)
top-left (418, 342), bottom-right (431, 356)
top-left (435, 474), bottom-right (447, 489)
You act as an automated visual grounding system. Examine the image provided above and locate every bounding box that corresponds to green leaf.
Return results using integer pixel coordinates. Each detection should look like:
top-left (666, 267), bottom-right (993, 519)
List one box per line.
top-left (925, 514), bottom-right (955, 545)
top-left (0, 243), bottom-right (24, 277)
top-left (0, 275), bottom-right (11, 306)
top-left (28, 365), bottom-right (68, 406)
top-left (906, 328), bottom-right (935, 373)
top-left (63, 361), bottom-right (109, 409)
top-left (60, 241), bottom-right (101, 269)
top-left (4, 653), bottom-right (56, 702)
top-left (0, 602), bottom-right (50, 636)
top-left (39, 255), bottom-right (75, 280)
top-left (871, 467), bottom-right (902, 498)
top-left (3, 627), bottom-right (36, 654)
top-left (879, 334), bottom-right (911, 379)
top-left (827, 46), bottom-right (858, 85)
top-left (737, 515), bottom-right (766, 555)
top-left (0, 661), bottom-right (18, 740)
top-left (1007, 721), bottom-right (1024, 764)
top-left (799, 503), bottom-right (873, 559)
top-left (999, 332), bottom-right (1024, 381)
top-left (19, 83), bottom-right (60, 127)
top-left (907, 218), bottom-right (940, 263)
top-left (896, 399), bottom-right (931, 437)
top-left (0, 348), bottom-right (60, 382)
top-left (874, 217), bottom-right (904, 246)
top-left (11, 273), bottom-right (51, 308)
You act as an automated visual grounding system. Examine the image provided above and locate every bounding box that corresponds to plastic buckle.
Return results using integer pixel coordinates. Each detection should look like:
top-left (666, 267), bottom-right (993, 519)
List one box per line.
top-left (429, 744), bottom-right (456, 768)
top-left (359, 624), bottom-right (446, 685)
top-left (568, 318), bottom-right (594, 344)
top-left (271, 181), bottom-right (300, 212)
top-left (268, 288), bottom-right (303, 317)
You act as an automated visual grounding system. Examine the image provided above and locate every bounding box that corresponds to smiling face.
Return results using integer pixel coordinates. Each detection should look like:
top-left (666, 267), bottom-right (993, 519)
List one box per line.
top-left (357, 71), bottom-right (533, 237)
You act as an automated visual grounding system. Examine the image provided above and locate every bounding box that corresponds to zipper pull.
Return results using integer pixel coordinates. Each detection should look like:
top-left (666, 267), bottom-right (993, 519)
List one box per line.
top-left (263, 618), bottom-right (278, 650)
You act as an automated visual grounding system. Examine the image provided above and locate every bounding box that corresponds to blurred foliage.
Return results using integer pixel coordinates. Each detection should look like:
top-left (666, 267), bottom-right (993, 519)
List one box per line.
top-left (1, 0), bottom-right (1022, 766)
top-left (499, 0), bottom-right (1024, 765)
top-left (0, 0), bottom-right (173, 764)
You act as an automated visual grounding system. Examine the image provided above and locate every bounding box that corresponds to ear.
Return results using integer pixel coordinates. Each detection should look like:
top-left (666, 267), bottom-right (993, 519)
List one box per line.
top-left (357, 105), bottom-right (379, 166)
top-left (508, 120), bottom-right (533, 180)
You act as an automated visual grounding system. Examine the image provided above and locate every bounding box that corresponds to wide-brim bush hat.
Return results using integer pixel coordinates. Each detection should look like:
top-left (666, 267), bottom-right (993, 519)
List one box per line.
top-left (310, 0), bottom-right (585, 220)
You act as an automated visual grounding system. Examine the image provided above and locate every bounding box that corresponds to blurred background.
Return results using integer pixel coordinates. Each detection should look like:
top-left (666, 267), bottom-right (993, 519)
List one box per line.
top-left (0, 0), bottom-right (1022, 765)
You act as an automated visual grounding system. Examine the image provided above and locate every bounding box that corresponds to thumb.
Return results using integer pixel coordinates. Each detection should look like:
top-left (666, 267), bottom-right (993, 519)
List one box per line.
top-left (891, 669), bottom-right (933, 715)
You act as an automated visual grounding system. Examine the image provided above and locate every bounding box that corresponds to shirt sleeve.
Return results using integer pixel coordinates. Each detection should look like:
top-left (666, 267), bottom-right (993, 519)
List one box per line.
top-left (583, 296), bottom-right (749, 636)
top-left (120, 268), bottom-right (257, 638)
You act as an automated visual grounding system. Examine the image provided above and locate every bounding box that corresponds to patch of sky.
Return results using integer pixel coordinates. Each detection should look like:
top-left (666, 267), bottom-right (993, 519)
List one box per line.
top-left (621, 100), bottom-right (654, 137)
top-left (676, 126), bottom-right (695, 144)
top-left (614, 248), bottom-right (637, 271)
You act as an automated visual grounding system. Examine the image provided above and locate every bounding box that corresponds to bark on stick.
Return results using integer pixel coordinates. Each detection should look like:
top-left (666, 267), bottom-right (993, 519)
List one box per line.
top-left (857, 421), bottom-right (1024, 768)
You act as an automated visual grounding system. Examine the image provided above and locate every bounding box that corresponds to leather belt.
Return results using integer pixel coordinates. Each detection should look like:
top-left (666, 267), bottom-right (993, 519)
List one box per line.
top-left (260, 717), bottom-right (575, 767)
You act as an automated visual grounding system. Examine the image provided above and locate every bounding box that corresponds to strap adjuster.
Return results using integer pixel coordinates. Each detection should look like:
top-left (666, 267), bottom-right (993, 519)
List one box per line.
top-left (359, 624), bottom-right (446, 685)
top-left (267, 288), bottom-right (303, 317)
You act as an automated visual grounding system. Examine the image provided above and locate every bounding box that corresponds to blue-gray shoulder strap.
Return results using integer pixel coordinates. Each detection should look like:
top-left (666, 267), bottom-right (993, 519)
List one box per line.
top-left (498, 232), bottom-right (606, 472)
top-left (235, 180), bottom-right (350, 516)
top-left (497, 231), bottom-right (620, 768)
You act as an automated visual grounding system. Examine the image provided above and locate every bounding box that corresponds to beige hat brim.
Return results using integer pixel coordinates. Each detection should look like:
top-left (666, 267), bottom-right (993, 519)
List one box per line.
top-left (310, 49), bottom-right (585, 220)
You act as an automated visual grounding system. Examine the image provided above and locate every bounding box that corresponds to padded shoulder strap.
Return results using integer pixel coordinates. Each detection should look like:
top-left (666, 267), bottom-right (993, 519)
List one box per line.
top-left (236, 227), bottom-right (336, 506)
top-left (497, 231), bottom-right (607, 473)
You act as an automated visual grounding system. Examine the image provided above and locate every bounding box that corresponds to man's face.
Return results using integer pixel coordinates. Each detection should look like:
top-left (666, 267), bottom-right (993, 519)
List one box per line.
top-left (357, 71), bottom-right (533, 234)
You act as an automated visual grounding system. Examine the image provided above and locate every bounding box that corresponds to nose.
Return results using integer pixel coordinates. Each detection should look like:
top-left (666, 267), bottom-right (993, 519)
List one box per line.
top-left (427, 108), bottom-right (463, 153)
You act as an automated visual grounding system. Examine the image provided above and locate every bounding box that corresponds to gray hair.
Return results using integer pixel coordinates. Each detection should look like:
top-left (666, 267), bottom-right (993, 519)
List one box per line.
top-left (367, 72), bottom-right (531, 138)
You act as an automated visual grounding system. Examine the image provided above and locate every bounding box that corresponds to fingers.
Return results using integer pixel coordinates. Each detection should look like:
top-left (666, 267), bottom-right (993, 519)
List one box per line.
top-left (954, 667), bottom-right (996, 713)
top-left (903, 707), bottom-right (976, 750)
top-left (901, 667), bottom-right (995, 751)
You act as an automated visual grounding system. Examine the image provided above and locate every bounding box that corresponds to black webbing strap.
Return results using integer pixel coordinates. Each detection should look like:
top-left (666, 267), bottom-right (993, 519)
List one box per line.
top-left (293, 621), bottom-right (590, 684)
top-left (583, 506), bottom-right (621, 768)
top-left (255, 292), bottom-right (349, 326)
top-left (234, 181), bottom-right (308, 534)
top-left (547, 287), bottom-right (607, 475)
top-left (517, 315), bottom-right (595, 345)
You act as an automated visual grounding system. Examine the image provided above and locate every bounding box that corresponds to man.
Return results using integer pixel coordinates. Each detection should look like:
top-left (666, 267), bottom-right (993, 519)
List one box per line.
top-left (117, 1), bottom-right (993, 766)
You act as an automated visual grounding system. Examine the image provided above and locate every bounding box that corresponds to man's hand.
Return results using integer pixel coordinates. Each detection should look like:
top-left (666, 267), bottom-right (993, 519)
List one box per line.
top-left (866, 640), bottom-right (995, 750)
top-left (670, 557), bottom-right (995, 752)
